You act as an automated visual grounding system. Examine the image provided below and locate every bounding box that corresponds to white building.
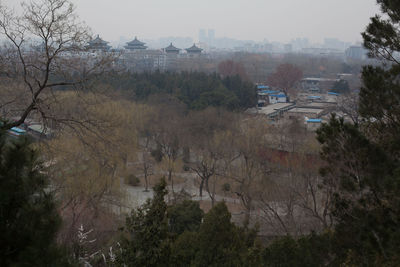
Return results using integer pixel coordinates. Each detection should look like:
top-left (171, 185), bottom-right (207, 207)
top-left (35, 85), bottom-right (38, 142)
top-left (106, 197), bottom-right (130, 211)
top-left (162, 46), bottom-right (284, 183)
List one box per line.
top-left (268, 93), bottom-right (287, 104)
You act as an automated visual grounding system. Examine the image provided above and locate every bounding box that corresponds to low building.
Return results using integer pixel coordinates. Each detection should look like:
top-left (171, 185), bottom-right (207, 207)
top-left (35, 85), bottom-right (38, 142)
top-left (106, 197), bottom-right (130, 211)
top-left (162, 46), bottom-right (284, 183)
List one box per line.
top-left (27, 124), bottom-right (53, 139)
top-left (268, 93), bottom-right (287, 104)
top-left (287, 107), bottom-right (324, 119)
top-left (7, 127), bottom-right (26, 137)
top-left (305, 118), bottom-right (322, 131)
top-left (256, 103), bottom-right (295, 121)
top-left (257, 90), bottom-right (286, 106)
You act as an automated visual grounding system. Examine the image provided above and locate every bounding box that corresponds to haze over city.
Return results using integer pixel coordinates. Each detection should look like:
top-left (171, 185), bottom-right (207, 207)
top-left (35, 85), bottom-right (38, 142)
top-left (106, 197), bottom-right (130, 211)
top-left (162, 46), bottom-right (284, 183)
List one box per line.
top-left (4, 0), bottom-right (400, 265)
top-left (3, 0), bottom-right (380, 44)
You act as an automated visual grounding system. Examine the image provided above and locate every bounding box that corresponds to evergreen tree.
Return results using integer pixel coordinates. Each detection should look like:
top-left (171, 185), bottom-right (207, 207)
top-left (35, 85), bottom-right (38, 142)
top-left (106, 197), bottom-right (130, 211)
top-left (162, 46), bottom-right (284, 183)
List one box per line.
top-left (118, 178), bottom-right (170, 267)
top-left (316, 1), bottom-right (400, 264)
top-left (193, 202), bottom-right (251, 267)
top-left (0, 132), bottom-right (69, 266)
top-left (167, 200), bottom-right (203, 235)
top-left (262, 233), bottom-right (333, 267)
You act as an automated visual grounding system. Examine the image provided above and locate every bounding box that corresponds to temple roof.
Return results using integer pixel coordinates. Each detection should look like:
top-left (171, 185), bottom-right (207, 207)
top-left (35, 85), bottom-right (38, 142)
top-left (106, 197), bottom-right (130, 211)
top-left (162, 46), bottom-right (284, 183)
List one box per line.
top-left (126, 37), bottom-right (146, 46)
top-left (88, 35), bottom-right (109, 45)
top-left (165, 43), bottom-right (180, 52)
top-left (186, 44), bottom-right (203, 53)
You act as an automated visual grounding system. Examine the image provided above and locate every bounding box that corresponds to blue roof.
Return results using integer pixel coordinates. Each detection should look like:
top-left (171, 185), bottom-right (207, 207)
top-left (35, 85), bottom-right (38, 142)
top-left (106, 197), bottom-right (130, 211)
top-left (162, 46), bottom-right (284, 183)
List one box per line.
top-left (259, 90), bottom-right (279, 95)
top-left (270, 94), bottom-right (286, 98)
top-left (307, 96), bottom-right (322, 99)
top-left (10, 127), bottom-right (26, 134)
top-left (257, 85), bottom-right (269, 89)
top-left (328, 91), bottom-right (340, 96)
top-left (307, 119), bottom-right (322, 123)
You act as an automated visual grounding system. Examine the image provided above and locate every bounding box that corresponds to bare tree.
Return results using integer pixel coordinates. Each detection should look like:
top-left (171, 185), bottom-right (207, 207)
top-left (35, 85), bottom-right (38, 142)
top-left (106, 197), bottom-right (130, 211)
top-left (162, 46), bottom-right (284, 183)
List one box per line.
top-left (138, 134), bottom-right (155, 192)
top-left (0, 0), bottom-right (113, 130)
top-left (337, 92), bottom-right (360, 124)
top-left (227, 119), bottom-right (270, 225)
top-left (267, 63), bottom-right (303, 97)
top-left (217, 60), bottom-right (249, 81)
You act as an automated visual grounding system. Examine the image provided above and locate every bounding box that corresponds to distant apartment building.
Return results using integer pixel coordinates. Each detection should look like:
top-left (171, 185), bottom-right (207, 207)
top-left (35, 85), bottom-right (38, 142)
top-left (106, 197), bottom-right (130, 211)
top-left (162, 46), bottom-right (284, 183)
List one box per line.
top-left (301, 47), bottom-right (344, 59)
top-left (323, 38), bottom-right (350, 51)
top-left (199, 29), bottom-right (207, 43)
top-left (198, 28), bottom-right (216, 47)
top-left (345, 46), bottom-right (368, 61)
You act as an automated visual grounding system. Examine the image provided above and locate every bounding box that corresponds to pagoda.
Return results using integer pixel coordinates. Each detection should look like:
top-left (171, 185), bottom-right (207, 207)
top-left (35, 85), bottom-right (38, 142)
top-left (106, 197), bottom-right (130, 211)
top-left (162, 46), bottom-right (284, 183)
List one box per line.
top-left (164, 43), bottom-right (180, 54)
top-left (125, 37), bottom-right (147, 50)
top-left (185, 44), bottom-right (203, 54)
top-left (86, 35), bottom-right (111, 51)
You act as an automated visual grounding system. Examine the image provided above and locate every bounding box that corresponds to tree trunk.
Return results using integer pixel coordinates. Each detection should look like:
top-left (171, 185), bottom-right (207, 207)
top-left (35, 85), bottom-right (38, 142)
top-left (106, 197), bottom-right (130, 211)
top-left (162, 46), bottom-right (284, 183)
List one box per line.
top-left (199, 179), bottom-right (204, 197)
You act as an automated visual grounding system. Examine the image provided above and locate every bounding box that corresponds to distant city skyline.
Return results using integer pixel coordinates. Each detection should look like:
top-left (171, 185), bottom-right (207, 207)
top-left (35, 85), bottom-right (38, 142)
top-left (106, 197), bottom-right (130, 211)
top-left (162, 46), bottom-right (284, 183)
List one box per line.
top-left (3, 0), bottom-right (381, 44)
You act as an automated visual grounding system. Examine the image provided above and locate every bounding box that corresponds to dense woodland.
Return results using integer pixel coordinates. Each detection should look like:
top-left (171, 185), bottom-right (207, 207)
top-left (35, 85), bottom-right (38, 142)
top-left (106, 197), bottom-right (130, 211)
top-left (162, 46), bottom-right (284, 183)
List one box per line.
top-left (1, 0), bottom-right (400, 266)
top-left (96, 71), bottom-right (257, 111)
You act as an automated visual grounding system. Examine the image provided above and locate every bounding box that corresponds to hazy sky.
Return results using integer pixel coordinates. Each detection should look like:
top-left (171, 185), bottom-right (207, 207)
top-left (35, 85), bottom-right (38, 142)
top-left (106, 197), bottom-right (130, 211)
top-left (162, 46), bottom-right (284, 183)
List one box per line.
top-left (3, 0), bottom-right (381, 43)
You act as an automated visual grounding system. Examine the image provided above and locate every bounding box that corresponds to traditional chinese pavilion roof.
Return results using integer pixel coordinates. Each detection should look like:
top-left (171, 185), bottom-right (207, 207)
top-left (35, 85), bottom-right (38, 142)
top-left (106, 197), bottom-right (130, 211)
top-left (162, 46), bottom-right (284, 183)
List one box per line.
top-left (185, 44), bottom-right (203, 53)
top-left (88, 35), bottom-right (109, 45)
top-left (165, 43), bottom-right (180, 52)
top-left (87, 35), bottom-right (111, 51)
top-left (126, 37), bottom-right (146, 46)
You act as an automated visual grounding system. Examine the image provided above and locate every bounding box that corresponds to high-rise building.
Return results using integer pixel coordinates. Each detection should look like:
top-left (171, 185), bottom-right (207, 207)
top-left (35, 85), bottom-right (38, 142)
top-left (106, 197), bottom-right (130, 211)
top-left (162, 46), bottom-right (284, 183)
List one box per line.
top-left (199, 29), bottom-right (207, 43)
top-left (208, 29), bottom-right (215, 44)
top-left (345, 46), bottom-right (367, 60)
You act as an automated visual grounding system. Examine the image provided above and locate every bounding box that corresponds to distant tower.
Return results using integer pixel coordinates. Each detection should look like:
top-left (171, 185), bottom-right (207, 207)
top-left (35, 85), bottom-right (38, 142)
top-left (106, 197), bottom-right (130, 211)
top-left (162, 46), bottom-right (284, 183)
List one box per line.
top-left (208, 29), bottom-right (215, 44)
top-left (125, 36), bottom-right (147, 50)
top-left (164, 43), bottom-right (180, 71)
top-left (86, 35), bottom-right (111, 51)
top-left (199, 29), bottom-right (206, 43)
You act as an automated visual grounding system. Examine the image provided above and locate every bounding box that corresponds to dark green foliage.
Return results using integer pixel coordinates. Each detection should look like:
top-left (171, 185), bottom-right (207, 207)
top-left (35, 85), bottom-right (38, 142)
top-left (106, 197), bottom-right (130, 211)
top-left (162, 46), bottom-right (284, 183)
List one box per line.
top-left (331, 79), bottom-right (350, 94)
top-left (263, 233), bottom-right (332, 267)
top-left (118, 178), bottom-right (170, 266)
top-left (167, 200), bottom-right (203, 235)
top-left (0, 132), bottom-right (70, 266)
top-left (314, 1), bottom-right (400, 264)
top-left (96, 71), bottom-right (257, 111)
top-left (362, 0), bottom-right (400, 62)
top-left (169, 231), bottom-right (199, 267)
top-left (119, 187), bottom-right (261, 267)
top-left (194, 202), bottom-right (250, 267)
